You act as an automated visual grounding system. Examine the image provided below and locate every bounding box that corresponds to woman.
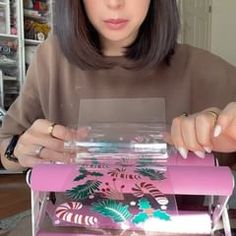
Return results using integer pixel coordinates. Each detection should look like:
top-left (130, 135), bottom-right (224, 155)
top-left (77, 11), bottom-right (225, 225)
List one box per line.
top-left (0, 0), bottom-right (236, 170)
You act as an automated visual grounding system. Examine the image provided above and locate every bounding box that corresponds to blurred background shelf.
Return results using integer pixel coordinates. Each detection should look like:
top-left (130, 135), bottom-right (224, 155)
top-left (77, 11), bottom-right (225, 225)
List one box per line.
top-left (0, 0), bottom-right (53, 111)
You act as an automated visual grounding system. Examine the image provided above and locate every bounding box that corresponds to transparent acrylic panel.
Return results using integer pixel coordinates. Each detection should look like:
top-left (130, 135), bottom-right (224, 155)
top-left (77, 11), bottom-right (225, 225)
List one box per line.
top-left (64, 123), bottom-right (172, 163)
top-left (45, 123), bottom-right (176, 233)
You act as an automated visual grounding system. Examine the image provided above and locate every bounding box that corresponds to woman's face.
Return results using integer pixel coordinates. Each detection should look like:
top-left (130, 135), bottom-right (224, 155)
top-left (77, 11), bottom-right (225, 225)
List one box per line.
top-left (83, 0), bottom-right (151, 54)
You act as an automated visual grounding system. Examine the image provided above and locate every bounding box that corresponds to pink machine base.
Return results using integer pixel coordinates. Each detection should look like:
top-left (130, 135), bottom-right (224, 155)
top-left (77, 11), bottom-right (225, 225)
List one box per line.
top-left (28, 153), bottom-right (234, 236)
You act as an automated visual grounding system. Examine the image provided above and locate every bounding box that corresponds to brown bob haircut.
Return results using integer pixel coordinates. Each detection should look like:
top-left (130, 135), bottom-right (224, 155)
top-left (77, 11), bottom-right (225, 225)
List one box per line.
top-left (54, 0), bottom-right (180, 70)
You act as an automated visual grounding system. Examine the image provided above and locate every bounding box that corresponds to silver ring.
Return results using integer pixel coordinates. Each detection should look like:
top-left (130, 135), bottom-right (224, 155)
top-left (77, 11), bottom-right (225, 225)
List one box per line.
top-left (35, 146), bottom-right (44, 158)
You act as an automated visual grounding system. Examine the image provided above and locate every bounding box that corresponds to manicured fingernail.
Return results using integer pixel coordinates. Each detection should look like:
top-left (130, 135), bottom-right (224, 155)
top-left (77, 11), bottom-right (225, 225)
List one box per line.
top-left (178, 147), bottom-right (188, 159)
top-left (204, 147), bottom-right (212, 153)
top-left (194, 151), bottom-right (205, 159)
top-left (55, 161), bottom-right (64, 164)
top-left (214, 125), bottom-right (222, 137)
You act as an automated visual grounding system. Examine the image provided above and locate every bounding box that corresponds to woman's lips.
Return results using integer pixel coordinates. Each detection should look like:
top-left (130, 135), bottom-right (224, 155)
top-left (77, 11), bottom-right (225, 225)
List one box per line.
top-left (103, 19), bottom-right (129, 30)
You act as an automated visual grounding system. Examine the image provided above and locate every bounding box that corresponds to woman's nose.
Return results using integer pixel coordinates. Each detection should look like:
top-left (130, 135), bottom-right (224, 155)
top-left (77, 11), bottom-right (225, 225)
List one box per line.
top-left (105, 0), bottom-right (125, 9)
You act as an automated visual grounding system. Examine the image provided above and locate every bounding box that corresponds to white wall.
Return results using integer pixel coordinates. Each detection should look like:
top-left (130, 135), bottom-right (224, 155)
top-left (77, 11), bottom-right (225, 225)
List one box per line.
top-left (211, 0), bottom-right (236, 65)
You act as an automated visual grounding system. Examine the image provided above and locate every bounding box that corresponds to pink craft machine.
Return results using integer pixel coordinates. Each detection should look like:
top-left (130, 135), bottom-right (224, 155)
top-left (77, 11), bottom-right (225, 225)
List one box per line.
top-left (27, 123), bottom-right (234, 235)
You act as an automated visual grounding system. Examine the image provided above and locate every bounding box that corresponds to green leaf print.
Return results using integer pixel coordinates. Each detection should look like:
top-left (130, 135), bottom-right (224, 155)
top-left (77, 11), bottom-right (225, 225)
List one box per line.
top-left (91, 199), bottom-right (132, 223)
top-left (135, 168), bottom-right (166, 180)
top-left (138, 198), bottom-right (152, 210)
top-left (90, 172), bottom-right (103, 177)
top-left (74, 174), bottom-right (87, 181)
top-left (153, 210), bottom-right (171, 221)
top-left (132, 212), bottom-right (149, 224)
top-left (66, 180), bottom-right (101, 200)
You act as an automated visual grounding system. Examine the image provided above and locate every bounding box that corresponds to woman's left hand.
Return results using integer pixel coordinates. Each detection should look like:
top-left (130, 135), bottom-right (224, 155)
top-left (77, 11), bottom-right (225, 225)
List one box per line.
top-left (170, 102), bottom-right (236, 159)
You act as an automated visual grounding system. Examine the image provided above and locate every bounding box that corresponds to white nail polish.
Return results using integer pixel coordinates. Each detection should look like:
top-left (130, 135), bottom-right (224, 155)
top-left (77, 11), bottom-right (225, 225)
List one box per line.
top-left (178, 147), bottom-right (188, 159)
top-left (55, 161), bottom-right (64, 164)
top-left (214, 125), bottom-right (222, 137)
top-left (204, 147), bottom-right (212, 153)
top-left (194, 151), bottom-right (205, 159)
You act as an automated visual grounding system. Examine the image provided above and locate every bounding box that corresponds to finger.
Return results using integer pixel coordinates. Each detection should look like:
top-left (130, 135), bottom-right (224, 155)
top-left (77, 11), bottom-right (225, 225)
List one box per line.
top-left (18, 155), bottom-right (47, 168)
top-left (195, 110), bottom-right (220, 153)
top-left (171, 116), bottom-right (188, 159)
top-left (31, 119), bottom-right (75, 141)
top-left (75, 127), bottom-right (91, 139)
top-left (162, 131), bottom-right (174, 145)
top-left (49, 124), bottom-right (77, 141)
top-left (31, 119), bottom-right (55, 135)
top-left (180, 115), bottom-right (205, 158)
top-left (56, 126), bottom-right (91, 141)
top-left (16, 143), bottom-right (43, 156)
top-left (46, 123), bottom-right (90, 141)
top-left (39, 146), bottom-right (76, 163)
top-left (16, 142), bottom-right (76, 163)
top-left (20, 131), bottom-right (65, 152)
top-left (226, 121), bottom-right (236, 141)
top-left (214, 102), bottom-right (236, 138)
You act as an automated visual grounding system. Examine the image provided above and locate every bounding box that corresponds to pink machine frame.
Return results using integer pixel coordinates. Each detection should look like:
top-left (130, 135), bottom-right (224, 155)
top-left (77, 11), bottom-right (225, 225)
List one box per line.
top-left (27, 153), bottom-right (234, 236)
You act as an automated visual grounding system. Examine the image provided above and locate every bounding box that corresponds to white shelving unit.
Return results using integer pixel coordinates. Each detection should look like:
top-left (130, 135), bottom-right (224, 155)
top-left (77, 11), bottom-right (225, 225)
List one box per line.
top-left (0, 0), bottom-right (24, 109)
top-left (0, 0), bottom-right (10, 34)
top-left (0, 0), bottom-right (53, 110)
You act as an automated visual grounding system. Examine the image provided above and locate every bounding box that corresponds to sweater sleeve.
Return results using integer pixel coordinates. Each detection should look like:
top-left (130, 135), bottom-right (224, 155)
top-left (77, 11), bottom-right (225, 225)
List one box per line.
top-left (0, 36), bottom-right (54, 143)
top-left (188, 46), bottom-right (236, 167)
top-left (189, 46), bottom-right (236, 113)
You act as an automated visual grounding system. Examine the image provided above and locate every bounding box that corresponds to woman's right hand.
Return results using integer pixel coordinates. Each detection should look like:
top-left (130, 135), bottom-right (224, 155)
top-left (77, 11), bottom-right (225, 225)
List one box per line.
top-left (14, 119), bottom-right (89, 168)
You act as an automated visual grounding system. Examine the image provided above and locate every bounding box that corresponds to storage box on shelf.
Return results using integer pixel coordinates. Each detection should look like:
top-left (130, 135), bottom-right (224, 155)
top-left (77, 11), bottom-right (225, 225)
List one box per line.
top-left (23, 0), bottom-right (52, 70)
